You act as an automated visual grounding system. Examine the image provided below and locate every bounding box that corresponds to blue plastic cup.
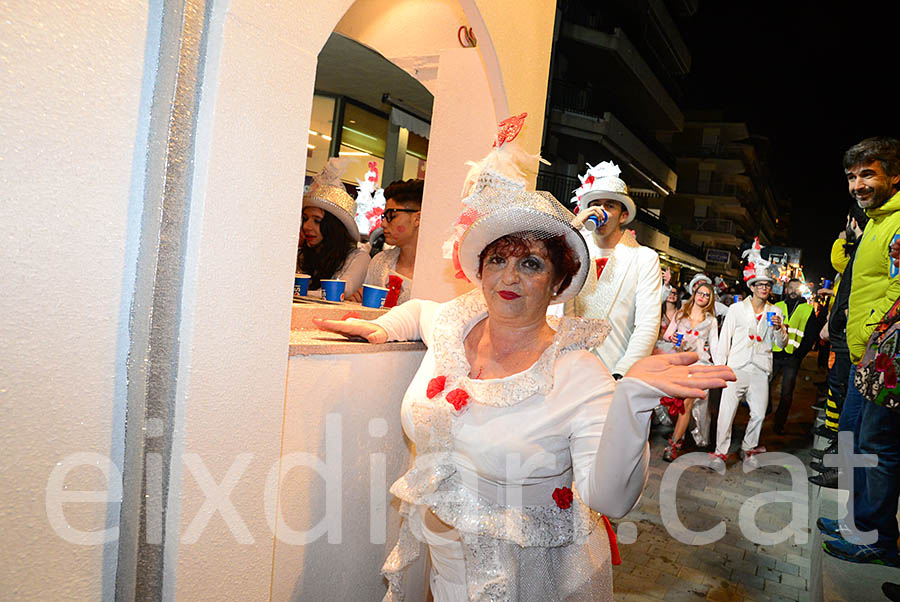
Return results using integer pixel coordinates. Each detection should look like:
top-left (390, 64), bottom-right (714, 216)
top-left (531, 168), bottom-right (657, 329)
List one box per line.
top-left (674, 333), bottom-right (684, 348)
top-left (823, 279), bottom-right (833, 289)
top-left (584, 208), bottom-right (609, 231)
top-left (767, 311), bottom-right (775, 325)
top-left (321, 279), bottom-right (346, 302)
top-left (733, 294), bottom-right (740, 303)
top-left (294, 273), bottom-right (311, 297)
top-left (361, 284), bottom-right (389, 308)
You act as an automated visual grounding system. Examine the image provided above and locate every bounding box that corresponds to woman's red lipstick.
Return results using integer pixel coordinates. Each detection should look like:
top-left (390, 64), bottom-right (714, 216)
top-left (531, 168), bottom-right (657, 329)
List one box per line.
top-left (498, 290), bottom-right (521, 300)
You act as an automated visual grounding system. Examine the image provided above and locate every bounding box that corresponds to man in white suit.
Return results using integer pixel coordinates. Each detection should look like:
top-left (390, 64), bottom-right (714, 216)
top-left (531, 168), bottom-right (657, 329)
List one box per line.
top-left (711, 239), bottom-right (787, 467)
top-left (566, 162), bottom-right (662, 379)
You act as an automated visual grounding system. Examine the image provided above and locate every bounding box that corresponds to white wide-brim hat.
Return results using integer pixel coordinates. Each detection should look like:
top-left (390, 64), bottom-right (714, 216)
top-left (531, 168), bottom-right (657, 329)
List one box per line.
top-left (457, 189), bottom-right (590, 304)
top-left (688, 273), bottom-right (713, 292)
top-left (579, 189), bottom-right (636, 225)
top-left (303, 184), bottom-right (360, 242)
top-left (746, 275), bottom-right (775, 286)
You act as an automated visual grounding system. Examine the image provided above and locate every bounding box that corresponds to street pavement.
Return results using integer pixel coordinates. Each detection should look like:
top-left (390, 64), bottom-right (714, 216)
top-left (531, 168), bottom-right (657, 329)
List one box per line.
top-left (610, 352), bottom-right (826, 601)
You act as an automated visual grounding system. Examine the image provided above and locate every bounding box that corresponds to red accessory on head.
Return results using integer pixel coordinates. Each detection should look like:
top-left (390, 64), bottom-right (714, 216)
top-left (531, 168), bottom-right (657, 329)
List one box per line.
top-left (552, 487), bottom-right (573, 509)
top-left (493, 112), bottom-right (527, 147)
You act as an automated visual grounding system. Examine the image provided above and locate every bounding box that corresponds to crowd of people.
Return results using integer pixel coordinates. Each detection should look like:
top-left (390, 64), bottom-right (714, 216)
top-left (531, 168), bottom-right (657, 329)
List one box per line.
top-left (302, 121), bottom-right (900, 600)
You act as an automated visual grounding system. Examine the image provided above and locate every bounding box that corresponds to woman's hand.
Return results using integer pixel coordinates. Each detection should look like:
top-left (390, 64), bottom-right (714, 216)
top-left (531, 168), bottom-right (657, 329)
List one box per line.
top-left (890, 237), bottom-right (900, 269)
top-left (346, 288), bottom-right (363, 303)
top-left (571, 206), bottom-right (606, 229)
top-left (625, 352), bottom-right (735, 399)
top-left (312, 317), bottom-right (388, 344)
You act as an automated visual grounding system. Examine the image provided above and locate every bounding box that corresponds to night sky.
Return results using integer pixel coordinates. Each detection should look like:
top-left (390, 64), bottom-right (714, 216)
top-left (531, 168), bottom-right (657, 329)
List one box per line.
top-left (681, 1), bottom-right (900, 282)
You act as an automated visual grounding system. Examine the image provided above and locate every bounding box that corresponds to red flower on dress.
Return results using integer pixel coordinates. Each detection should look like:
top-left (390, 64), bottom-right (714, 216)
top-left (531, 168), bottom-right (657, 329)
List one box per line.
top-left (875, 353), bottom-right (892, 372)
top-left (446, 388), bottom-right (469, 412)
top-left (552, 487), bottom-right (573, 509)
top-left (427, 376), bottom-right (447, 399)
top-left (660, 396), bottom-right (685, 416)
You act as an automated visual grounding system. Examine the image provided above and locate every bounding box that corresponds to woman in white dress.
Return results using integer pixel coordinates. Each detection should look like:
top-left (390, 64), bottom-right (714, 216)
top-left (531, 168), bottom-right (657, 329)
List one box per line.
top-left (661, 281), bottom-right (720, 460)
top-left (315, 123), bottom-right (734, 601)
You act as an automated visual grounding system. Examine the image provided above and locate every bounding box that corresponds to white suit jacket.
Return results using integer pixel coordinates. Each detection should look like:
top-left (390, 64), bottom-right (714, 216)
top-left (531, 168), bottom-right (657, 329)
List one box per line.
top-left (567, 230), bottom-right (662, 376)
top-left (713, 299), bottom-right (787, 373)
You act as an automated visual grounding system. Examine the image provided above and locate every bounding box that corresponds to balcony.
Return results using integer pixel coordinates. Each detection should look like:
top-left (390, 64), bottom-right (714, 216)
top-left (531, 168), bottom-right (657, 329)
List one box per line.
top-left (685, 217), bottom-right (742, 248)
top-left (558, 24), bottom-right (684, 131)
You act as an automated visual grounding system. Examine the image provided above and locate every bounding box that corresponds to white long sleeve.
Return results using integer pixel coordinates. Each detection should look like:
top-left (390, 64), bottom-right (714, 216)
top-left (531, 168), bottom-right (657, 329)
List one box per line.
top-left (571, 377), bottom-right (660, 518)
top-left (714, 305), bottom-right (736, 366)
top-left (370, 298), bottom-right (441, 345)
top-left (613, 248), bottom-right (662, 375)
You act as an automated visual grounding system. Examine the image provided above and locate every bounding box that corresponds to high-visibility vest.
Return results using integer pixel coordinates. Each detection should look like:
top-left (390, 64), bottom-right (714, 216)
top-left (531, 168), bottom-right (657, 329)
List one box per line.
top-left (773, 301), bottom-right (813, 354)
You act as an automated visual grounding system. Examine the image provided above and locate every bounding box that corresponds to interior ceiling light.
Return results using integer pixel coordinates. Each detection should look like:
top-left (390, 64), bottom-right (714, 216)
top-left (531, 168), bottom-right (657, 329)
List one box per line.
top-left (307, 143), bottom-right (315, 149)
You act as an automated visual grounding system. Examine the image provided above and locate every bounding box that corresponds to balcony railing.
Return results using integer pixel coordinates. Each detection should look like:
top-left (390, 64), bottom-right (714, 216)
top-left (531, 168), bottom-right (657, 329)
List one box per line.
top-left (691, 218), bottom-right (736, 235)
top-left (669, 142), bottom-right (746, 160)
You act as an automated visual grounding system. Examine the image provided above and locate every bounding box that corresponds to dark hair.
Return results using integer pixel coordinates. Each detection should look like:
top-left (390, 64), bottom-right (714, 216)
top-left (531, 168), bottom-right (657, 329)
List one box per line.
top-left (787, 278), bottom-right (802, 285)
top-left (661, 287), bottom-right (681, 315)
top-left (384, 179), bottom-right (424, 210)
top-left (297, 210), bottom-right (356, 289)
top-left (476, 232), bottom-right (581, 295)
top-left (843, 137), bottom-right (900, 177)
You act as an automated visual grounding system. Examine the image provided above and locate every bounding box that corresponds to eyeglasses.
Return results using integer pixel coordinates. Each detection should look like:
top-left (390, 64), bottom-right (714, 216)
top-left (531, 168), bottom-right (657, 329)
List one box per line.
top-left (752, 282), bottom-right (773, 289)
top-left (382, 208), bottom-right (419, 223)
top-left (695, 291), bottom-right (711, 298)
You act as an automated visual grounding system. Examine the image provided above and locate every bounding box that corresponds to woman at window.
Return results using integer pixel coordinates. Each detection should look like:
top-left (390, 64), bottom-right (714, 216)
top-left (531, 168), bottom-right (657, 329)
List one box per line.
top-left (297, 160), bottom-right (370, 297)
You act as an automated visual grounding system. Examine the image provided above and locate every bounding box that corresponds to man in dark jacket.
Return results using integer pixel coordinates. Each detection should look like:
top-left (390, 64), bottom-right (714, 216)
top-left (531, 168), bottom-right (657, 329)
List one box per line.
top-left (809, 204), bottom-right (867, 487)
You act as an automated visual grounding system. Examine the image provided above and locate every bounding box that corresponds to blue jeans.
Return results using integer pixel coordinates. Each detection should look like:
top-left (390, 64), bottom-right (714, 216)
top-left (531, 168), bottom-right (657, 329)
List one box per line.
top-left (857, 398), bottom-right (900, 550)
top-left (839, 365), bottom-right (900, 552)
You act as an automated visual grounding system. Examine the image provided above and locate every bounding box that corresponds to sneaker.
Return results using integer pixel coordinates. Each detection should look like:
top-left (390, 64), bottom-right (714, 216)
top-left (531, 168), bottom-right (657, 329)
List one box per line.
top-left (814, 424), bottom-right (838, 440)
top-left (817, 517), bottom-right (841, 537)
top-left (811, 441), bottom-right (838, 460)
top-left (810, 459), bottom-right (841, 473)
top-left (823, 538), bottom-right (900, 566)
top-left (809, 468), bottom-right (839, 489)
top-left (740, 447), bottom-right (766, 460)
top-left (816, 517), bottom-right (867, 543)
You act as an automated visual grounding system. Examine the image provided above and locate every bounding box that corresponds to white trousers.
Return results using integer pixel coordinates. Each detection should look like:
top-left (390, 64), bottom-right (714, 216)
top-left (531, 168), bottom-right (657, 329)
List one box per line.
top-left (715, 366), bottom-right (769, 455)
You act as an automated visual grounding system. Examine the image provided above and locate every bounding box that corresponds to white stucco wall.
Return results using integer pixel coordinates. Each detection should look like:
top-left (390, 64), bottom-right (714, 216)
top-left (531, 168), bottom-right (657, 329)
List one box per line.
top-left (0, 1), bottom-right (154, 599)
top-left (0, 0), bottom-right (556, 599)
top-left (272, 348), bottom-right (427, 601)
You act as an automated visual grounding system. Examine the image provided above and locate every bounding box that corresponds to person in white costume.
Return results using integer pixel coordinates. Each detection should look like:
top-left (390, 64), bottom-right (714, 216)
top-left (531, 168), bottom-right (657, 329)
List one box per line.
top-left (566, 162), bottom-right (663, 379)
top-left (314, 116), bottom-right (735, 602)
top-left (710, 239), bottom-right (787, 468)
